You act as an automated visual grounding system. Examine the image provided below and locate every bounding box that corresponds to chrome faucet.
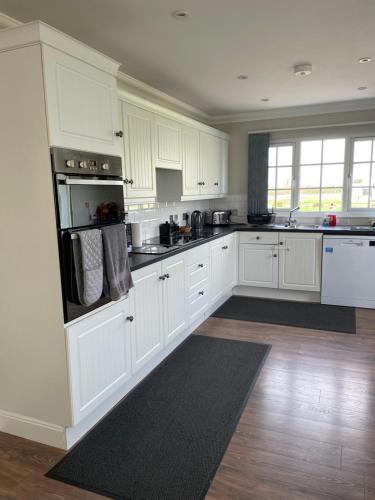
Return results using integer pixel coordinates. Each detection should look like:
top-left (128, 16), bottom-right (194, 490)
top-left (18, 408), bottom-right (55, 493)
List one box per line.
top-left (287, 206), bottom-right (300, 227)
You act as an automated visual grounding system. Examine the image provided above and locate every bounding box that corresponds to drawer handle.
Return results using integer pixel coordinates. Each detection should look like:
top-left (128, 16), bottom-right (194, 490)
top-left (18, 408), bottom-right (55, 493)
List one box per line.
top-left (214, 182), bottom-right (219, 186)
top-left (222, 245), bottom-right (228, 250)
top-left (126, 315), bottom-right (134, 322)
top-left (256, 236), bottom-right (260, 240)
top-left (115, 130), bottom-right (124, 138)
top-left (199, 291), bottom-right (205, 295)
top-left (198, 263), bottom-right (204, 268)
top-left (273, 254), bottom-right (278, 258)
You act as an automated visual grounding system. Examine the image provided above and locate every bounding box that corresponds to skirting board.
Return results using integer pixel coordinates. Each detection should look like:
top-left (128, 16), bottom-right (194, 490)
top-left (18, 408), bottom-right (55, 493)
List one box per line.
top-left (0, 409), bottom-right (67, 449)
top-left (233, 285), bottom-right (321, 303)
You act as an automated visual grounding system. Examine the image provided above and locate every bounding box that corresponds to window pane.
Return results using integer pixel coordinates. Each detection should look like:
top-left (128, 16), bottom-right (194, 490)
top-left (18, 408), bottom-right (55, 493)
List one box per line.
top-left (277, 145), bottom-right (293, 166)
top-left (276, 167), bottom-right (292, 189)
top-left (322, 138), bottom-right (345, 163)
top-left (301, 140), bottom-right (322, 164)
top-left (300, 165), bottom-right (321, 188)
top-left (353, 140), bottom-right (372, 162)
top-left (321, 188), bottom-right (343, 211)
top-left (276, 190), bottom-right (291, 209)
top-left (268, 147), bottom-right (276, 167)
top-left (353, 163), bottom-right (371, 186)
top-left (299, 189), bottom-right (320, 212)
top-left (351, 187), bottom-right (369, 208)
top-left (321, 164), bottom-right (344, 187)
top-left (268, 190), bottom-right (276, 209)
top-left (268, 167), bottom-right (276, 189)
top-left (371, 189), bottom-right (375, 208)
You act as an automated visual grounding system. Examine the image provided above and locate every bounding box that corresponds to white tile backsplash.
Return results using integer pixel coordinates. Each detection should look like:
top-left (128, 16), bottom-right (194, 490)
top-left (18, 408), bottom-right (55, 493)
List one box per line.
top-left (125, 200), bottom-right (210, 240)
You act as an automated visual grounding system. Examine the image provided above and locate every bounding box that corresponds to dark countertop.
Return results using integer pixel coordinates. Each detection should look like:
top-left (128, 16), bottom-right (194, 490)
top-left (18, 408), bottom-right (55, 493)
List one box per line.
top-left (129, 223), bottom-right (375, 272)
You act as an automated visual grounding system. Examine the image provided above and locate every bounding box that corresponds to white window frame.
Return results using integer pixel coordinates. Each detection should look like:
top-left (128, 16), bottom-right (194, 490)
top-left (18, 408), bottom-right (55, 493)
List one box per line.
top-left (349, 136), bottom-right (375, 212)
top-left (269, 132), bottom-right (375, 217)
top-left (267, 142), bottom-right (296, 212)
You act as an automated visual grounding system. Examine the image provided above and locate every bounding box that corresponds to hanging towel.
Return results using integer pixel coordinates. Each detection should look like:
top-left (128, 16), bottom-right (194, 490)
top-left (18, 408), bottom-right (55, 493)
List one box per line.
top-left (72, 229), bottom-right (104, 306)
top-left (102, 224), bottom-right (134, 301)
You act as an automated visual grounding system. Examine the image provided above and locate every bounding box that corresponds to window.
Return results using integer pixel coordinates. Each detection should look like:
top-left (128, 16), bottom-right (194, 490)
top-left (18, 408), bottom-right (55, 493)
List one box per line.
top-left (299, 138), bottom-right (345, 212)
top-left (350, 138), bottom-right (375, 208)
top-left (268, 144), bottom-right (293, 210)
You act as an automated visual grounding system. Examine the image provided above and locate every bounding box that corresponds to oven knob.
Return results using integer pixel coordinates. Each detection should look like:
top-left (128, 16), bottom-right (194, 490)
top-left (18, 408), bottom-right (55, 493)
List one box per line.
top-left (66, 160), bottom-right (76, 168)
top-left (101, 162), bottom-right (110, 171)
top-left (79, 161), bottom-right (88, 169)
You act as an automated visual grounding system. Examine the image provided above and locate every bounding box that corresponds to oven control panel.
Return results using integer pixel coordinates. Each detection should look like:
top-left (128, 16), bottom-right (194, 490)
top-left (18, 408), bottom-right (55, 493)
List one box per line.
top-left (51, 147), bottom-right (123, 177)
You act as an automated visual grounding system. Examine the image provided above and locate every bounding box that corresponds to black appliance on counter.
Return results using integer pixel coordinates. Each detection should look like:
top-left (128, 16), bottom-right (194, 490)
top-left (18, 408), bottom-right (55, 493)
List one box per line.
top-left (159, 218), bottom-right (178, 243)
top-left (51, 147), bottom-right (125, 323)
top-left (190, 210), bottom-right (205, 231)
top-left (247, 211), bottom-right (275, 225)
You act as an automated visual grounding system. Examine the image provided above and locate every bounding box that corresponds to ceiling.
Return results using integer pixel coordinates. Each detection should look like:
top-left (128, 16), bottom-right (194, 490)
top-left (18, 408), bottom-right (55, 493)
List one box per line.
top-left (0, 0), bottom-right (374, 117)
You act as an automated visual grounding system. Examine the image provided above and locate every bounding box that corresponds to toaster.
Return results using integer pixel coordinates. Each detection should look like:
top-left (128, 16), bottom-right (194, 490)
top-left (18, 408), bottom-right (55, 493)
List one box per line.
top-left (204, 210), bottom-right (231, 226)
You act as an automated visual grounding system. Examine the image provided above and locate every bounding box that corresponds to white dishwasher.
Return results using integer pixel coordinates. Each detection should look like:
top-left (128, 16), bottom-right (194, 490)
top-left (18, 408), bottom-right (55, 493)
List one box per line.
top-left (321, 235), bottom-right (375, 308)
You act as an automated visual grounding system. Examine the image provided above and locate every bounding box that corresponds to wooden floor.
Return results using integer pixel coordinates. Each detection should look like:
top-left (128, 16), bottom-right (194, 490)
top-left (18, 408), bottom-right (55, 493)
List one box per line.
top-left (1, 309), bottom-right (375, 499)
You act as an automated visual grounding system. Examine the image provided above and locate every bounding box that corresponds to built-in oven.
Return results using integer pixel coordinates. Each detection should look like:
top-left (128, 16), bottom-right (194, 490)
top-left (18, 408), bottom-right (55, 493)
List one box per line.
top-left (51, 147), bottom-right (125, 323)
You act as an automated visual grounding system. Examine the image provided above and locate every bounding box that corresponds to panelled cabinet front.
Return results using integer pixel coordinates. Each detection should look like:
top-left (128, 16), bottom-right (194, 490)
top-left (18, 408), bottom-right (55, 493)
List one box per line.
top-left (121, 101), bottom-right (156, 198)
top-left (199, 131), bottom-right (222, 195)
top-left (162, 255), bottom-right (187, 344)
top-left (182, 126), bottom-right (201, 196)
top-left (239, 244), bottom-right (278, 288)
top-left (278, 233), bottom-right (322, 291)
top-left (42, 45), bottom-right (122, 155)
top-left (153, 115), bottom-right (182, 170)
top-left (130, 262), bottom-right (164, 372)
top-left (66, 299), bottom-right (132, 425)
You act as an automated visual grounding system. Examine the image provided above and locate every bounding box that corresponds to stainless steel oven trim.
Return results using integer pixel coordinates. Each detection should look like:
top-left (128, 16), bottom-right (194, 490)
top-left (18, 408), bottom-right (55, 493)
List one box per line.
top-left (58, 176), bottom-right (124, 186)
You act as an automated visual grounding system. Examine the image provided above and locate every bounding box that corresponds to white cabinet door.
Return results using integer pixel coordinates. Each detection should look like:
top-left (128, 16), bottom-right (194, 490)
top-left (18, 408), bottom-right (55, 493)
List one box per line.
top-left (239, 244), bottom-right (278, 288)
top-left (131, 263), bottom-right (164, 372)
top-left (42, 45), bottom-right (121, 155)
top-left (222, 234), bottom-right (237, 290)
top-left (154, 114), bottom-right (182, 170)
top-left (220, 138), bottom-right (229, 195)
top-left (210, 240), bottom-right (224, 304)
top-left (199, 131), bottom-right (221, 195)
top-left (162, 254), bottom-right (187, 344)
top-left (182, 126), bottom-right (201, 196)
top-left (278, 233), bottom-right (322, 291)
top-left (66, 299), bottom-right (132, 425)
top-left (122, 102), bottom-right (156, 199)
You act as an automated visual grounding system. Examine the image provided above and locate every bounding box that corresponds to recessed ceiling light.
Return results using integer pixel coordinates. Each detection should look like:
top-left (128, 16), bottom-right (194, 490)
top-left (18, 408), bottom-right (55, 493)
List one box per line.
top-left (237, 74), bottom-right (248, 80)
top-left (261, 98), bottom-right (270, 102)
top-left (172, 9), bottom-right (189, 19)
top-left (293, 63), bottom-right (312, 76)
top-left (358, 57), bottom-right (372, 63)
top-left (358, 86), bottom-right (368, 91)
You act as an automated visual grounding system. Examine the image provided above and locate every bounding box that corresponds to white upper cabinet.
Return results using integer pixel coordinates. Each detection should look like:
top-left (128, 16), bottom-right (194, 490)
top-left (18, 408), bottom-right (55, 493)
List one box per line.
top-left (182, 126), bottom-right (200, 196)
top-left (199, 131), bottom-right (222, 195)
top-left (42, 45), bottom-right (122, 156)
top-left (121, 101), bottom-right (156, 199)
top-left (220, 138), bottom-right (229, 195)
top-left (278, 232), bottom-right (322, 292)
top-left (153, 115), bottom-right (182, 170)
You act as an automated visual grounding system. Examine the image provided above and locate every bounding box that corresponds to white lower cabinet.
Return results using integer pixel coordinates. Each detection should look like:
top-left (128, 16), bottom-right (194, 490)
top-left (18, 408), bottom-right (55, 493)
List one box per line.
top-left (278, 232), bottom-right (322, 292)
top-left (162, 254), bottom-right (187, 344)
top-left (66, 298), bottom-right (133, 425)
top-left (239, 244), bottom-right (278, 288)
top-left (130, 262), bottom-right (164, 373)
top-left (210, 233), bottom-right (237, 304)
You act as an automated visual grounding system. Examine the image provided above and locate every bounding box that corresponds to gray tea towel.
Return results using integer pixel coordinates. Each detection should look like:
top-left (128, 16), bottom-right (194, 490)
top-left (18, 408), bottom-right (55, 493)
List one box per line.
top-left (102, 224), bottom-right (134, 301)
top-left (72, 229), bottom-right (103, 306)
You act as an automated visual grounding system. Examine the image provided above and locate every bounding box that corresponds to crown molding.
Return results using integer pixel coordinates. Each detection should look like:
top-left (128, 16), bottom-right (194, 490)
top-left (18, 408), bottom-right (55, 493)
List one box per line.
top-left (210, 98), bottom-right (375, 125)
top-left (117, 71), bottom-right (211, 122)
top-left (0, 12), bottom-right (22, 29)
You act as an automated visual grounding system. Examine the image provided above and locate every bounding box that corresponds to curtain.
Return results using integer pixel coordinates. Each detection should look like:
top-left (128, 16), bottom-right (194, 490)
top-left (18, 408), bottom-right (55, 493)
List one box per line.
top-left (248, 133), bottom-right (270, 214)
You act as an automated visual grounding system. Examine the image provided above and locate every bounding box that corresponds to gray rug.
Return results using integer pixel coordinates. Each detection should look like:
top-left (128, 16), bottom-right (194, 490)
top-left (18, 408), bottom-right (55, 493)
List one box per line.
top-left (47, 335), bottom-right (270, 500)
top-left (213, 296), bottom-right (356, 334)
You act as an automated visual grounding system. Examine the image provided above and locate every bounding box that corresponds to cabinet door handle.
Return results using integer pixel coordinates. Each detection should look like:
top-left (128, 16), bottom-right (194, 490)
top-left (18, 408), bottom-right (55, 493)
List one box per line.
top-left (159, 275), bottom-right (166, 280)
top-left (273, 254), bottom-right (278, 258)
top-left (222, 245), bottom-right (228, 250)
top-left (279, 241), bottom-right (284, 245)
top-left (214, 182), bottom-right (219, 186)
top-left (256, 236), bottom-right (260, 240)
top-left (124, 178), bottom-right (129, 184)
top-left (198, 263), bottom-right (204, 268)
top-left (126, 315), bottom-right (134, 322)
top-left (202, 181), bottom-right (205, 186)
top-left (199, 291), bottom-right (205, 295)
top-left (129, 179), bottom-right (134, 185)
top-left (165, 273), bottom-right (170, 279)
top-left (115, 130), bottom-right (124, 138)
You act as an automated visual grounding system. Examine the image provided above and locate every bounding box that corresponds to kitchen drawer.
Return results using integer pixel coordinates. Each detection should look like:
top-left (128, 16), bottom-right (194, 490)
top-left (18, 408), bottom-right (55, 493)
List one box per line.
top-left (184, 242), bottom-right (210, 266)
top-left (239, 231), bottom-right (278, 245)
top-left (188, 282), bottom-right (209, 323)
top-left (187, 257), bottom-right (209, 289)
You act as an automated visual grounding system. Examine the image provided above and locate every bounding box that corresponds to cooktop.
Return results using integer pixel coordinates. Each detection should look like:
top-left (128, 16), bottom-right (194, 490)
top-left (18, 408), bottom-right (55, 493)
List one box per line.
top-left (131, 231), bottom-right (209, 254)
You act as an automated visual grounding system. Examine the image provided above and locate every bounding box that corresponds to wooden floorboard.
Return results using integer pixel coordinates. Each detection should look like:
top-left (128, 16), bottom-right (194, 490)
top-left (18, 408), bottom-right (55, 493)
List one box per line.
top-left (1, 308), bottom-right (375, 499)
